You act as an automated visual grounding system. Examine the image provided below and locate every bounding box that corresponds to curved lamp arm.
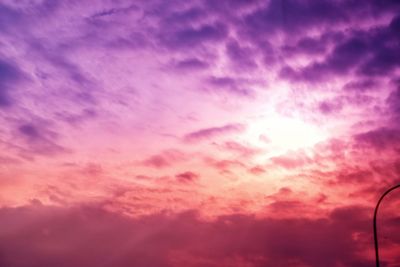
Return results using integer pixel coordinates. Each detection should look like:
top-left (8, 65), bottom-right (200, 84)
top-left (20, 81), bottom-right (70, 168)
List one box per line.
top-left (373, 184), bottom-right (400, 267)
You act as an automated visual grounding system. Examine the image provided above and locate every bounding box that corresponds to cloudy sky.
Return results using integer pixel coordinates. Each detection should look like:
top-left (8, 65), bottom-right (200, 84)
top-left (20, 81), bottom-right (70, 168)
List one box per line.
top-left (0, 0), bottom-right (400, 266)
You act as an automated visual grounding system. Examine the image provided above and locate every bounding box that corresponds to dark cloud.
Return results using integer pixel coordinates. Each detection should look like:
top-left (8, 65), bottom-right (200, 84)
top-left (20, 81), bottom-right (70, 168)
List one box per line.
top-left (390, 14), bottom-right (400, 33)
top-left (0, 1), bottom-right (63, 34)
top-left (225, 39), bottom-right (257, 69)
top-left (343, 79), bottom-right (380, 92)
top-left (173, 58), bottom-right (209, 71)
top-left (0, 203), bottom-right (384, 267)
top-left (336, 170), bottom-right (374, 185)
top-left (359, 47), bottom-right (400, 76)
top-left (281, 37), bottom-right (369, 82)
top-left (89, 4), bottom-right (139, 19)
top-left (159, 22), bottom-right (228, 50)
top-left (160, 6), bottom-right (206, 26)
top-left (387, 86), bottom-right (400, 118)
top-left (29, 41), bottom-right (92, 85)
top-left (204, 0), bottom-right (261, 13)
top-left (175, 171), bottom-right (199, 183)
top-left (242, 0), bottom-right (347, 41)
top-left (281, 13), bottom-right (400, 83)
top-left (105, 32), bottom-right (148, 50)
top-left (318, 99), bottom-right (343, 115)
top-left (184, 123), bottom-right (245, 142)
top-left (325, 37), bottom-right (369, 73)
top-left (19, 124), bottom-right (42, 140)
top-left (282, 36), bottom-right (328, 56)
top-left (0, 3), bottom-right (22, 32)
top-left (16, 123), bottom-right (67, 157)
top-left (206, 76), bottom-right (254, 96)
top-left (354, 127), bottom-right (400, 151)
top-left (0, 58), bottom-right (25, 107)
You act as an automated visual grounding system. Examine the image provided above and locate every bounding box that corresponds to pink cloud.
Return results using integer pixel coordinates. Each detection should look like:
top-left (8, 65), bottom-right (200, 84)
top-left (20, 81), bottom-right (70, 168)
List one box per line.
top-left (184, 124), bottom-right (245, 142)
top-left (141, 150), bottom-right (187, 168)
top-left (0, 203), bottom-right (386, 267)
top-left (175, 171), bottom-right (199, 183)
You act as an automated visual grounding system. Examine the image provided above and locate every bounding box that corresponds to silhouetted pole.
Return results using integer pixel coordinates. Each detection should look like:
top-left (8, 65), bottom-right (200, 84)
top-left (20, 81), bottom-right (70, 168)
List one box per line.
top-left (373, 184), bottom-right (400, 267)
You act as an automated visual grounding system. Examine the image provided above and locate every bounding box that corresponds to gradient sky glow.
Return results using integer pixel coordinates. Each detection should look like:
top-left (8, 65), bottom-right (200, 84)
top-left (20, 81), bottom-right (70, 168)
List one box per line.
top-left (1, 0), bottom-right (400, 266)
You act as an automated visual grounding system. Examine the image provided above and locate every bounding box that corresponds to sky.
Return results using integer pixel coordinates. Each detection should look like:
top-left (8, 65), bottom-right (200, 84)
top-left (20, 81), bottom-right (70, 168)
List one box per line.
top-left (0, 0), bottom-right (400, 266)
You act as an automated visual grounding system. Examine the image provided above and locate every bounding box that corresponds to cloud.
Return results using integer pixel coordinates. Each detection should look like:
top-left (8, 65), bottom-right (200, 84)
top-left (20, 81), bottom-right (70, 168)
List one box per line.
top-left (206, 76), bottom-right (254, 96)
top-left (15, 122), bottom-right (68, 157)
top-left (159, 22), bottom-right (228, 50)
top-left (1, 2), bottom-right (400, 266)
top-left (242, 0), bottom-right (347, 40)
top-left (270, 152), bottom-right (312, 169)
top-left (225, 39), bottom-right (257, 69)
top-left (0, 203), bottom-right (387, 267)
top-left (0, 3), bottom-right (23, 33)
top-left (0, 58), bottom-right (25, 107)
top-left (55, 108), bottom-right (98, 126)
top-left (160, 6), bottom-right (207, 26)
top-left (172, 58), bottom-right (209, 71)
top-left (336, 170), bottom-right (374, 185)
top-left (141, 150), bottom-right (187, 168)
top-left (387, 86), bottom-right (400, 123)
top-left (343, 79), bottom-right (380, 92)
top-left (282, 35), bottom-right (328, 56)
top-left (184, 123), bottom-right (245, 142)
top-left (248, 165), bottom-right (266, 175)
top-left (89, 4), bottom-right (139, 19)
top-left (175, 171), bottom-right (199, 183)
top-left (318, 99), bottom-right (343, 115)
top-left (219, 141), bottom-right (260, 157)
top-left (280, 13), bottom-right (400, 83)
top-left (280, 36), bottom-right (369, 82)
top-left (354, 127), bottom-right (400, 151)
top-left (205, 157), bottom-right (247, 173)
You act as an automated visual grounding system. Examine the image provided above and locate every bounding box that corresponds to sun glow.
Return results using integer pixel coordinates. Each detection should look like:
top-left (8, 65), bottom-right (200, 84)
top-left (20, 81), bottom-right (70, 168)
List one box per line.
top-left (247, 115), bottom-right (326, 154)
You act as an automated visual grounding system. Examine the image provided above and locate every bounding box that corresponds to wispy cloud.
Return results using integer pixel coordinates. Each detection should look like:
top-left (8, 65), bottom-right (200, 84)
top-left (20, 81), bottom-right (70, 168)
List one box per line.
top-left (184, 123), bottom-right (245, 142)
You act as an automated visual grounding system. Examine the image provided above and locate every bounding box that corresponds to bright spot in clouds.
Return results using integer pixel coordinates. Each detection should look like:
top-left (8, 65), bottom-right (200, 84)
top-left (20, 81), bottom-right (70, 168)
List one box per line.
top-left (247, 115), bottom-right (326, 153)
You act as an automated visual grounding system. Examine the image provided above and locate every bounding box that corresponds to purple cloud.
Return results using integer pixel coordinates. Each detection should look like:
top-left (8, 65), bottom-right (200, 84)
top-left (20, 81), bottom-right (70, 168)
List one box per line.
top-left (159, 22), bottom-right (228, 50)
top-left (242, 0), bottom-right (347, 41)
top-left (206, 76), bottom-right (254, 96)
top-left (318, 99), bottom-right (343, 115)
top-left (16, 123), bottom-right (67, 157)
top-left (280, 12), bottom-right (400, 83)
top-left (343, 79), bottom-right (380, 92)
top-left (281, 37), bottom-right (369, 82)
top-left (173, 58), bottom-right (209, 71)
top-left (387, 86), bottom-right (400, 121)
top-left (0, 58), bottom-right (25, 107)
top-left (184, 123), bottom-right (245, 142)
top-left (354, 127), bottom-right (400, 151)
top-left (225, 39), bottom-right (257, 69)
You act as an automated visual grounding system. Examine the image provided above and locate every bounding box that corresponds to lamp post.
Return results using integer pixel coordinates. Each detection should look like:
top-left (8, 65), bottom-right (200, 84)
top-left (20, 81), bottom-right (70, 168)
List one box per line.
top-left (373, 184), bottom-right (400, 267)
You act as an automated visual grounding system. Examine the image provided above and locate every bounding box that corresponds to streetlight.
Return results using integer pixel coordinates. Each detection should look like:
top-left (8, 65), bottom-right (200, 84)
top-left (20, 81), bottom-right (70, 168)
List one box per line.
top-left (373, 184), bottom-right (400, 267)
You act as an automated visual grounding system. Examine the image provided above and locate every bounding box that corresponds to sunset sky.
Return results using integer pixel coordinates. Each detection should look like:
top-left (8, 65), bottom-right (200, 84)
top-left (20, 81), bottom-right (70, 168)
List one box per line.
top-left (1, 0), bottom-right (400, 266)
